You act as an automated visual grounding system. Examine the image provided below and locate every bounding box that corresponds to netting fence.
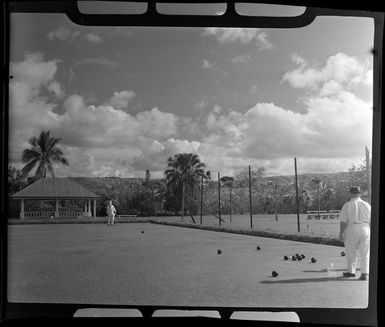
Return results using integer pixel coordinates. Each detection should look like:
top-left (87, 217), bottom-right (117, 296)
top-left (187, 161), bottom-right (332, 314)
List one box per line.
top-left (167, 149), bottom-right (372, 238)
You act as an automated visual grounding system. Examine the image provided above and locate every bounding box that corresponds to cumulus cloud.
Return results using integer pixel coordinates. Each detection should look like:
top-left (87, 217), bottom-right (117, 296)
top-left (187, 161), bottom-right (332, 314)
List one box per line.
top-left (201, 94), bottom-right (371, 172)
top-left (83, 32), bottom-right (102, 43)
top-left (9, 52), bottom-right (372, 177)
top-left (198, 53), bottom-right (372, 174)
top-left (9, 53), bottom-right (180, 176)
top-left (128, 138), bottom-right (202, 176)
top-left (47, 80), bottom-right (65, 98)
top-left (9, 52), bottom-right (62, 156)
top-left (47, 26), bottom-right (76, 41)
top-left (55, 95), bottom-right (179, 149)
top-left (107, 90), bottom-right (136, 110)
top-left (281, 52), bottom-right (373, 94)
top-left (202, 27), bottom-right (274, 50)
top-left (10, 52), bottom-right (60, 91)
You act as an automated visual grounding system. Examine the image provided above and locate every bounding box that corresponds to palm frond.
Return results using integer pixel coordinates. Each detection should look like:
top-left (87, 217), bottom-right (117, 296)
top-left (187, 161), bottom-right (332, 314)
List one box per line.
top-left (27, 136), bottom-right (38, 147)
top-left (39, 131), bottom-right (51, 147)
top-left (21, 131), bottom-right (69, 178)
top-left (22, 148), bottom-right (42, 163)
top-left (21, 159), bottom-right (39, 176)
top-left (46, 136), bottom-right (61, 153)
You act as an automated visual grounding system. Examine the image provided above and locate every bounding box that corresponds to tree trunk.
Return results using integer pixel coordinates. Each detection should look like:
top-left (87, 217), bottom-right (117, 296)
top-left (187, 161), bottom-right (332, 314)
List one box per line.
top-left (181, 181), bottom-right (185, 222)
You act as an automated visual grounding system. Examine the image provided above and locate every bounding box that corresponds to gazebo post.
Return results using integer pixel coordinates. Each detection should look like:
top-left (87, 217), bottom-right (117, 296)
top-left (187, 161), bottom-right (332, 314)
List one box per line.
top-left (88, 199), bottom-right (91, 217)
top-left (93, 199), bottom-right (96, 218)
top-left (55, 199), bottom-right (59, 218)
top-left (20, 199), bottom-right (25, 219)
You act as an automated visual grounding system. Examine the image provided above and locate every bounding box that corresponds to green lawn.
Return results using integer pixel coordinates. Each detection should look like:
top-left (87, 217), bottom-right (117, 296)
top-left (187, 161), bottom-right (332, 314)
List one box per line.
top-left (8, 223), bottom-right (369, 308)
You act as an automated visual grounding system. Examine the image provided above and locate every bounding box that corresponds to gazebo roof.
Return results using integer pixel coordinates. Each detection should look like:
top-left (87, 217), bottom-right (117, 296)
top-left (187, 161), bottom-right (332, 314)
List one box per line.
top-left (12, 177), bottom-right (98, 199)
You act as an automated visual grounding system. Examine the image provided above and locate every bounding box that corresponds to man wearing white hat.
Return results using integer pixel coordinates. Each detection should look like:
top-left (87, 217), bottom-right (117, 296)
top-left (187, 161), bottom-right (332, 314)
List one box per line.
top-left (339, 186), bottom-right (371, 280)
top-left (107, 200), bottom-right (117, 225)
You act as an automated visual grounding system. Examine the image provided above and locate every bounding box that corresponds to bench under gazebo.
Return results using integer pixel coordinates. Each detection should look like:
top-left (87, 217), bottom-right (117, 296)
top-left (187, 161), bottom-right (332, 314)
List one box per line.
top-left (12, 177), bottom-right (98, 219)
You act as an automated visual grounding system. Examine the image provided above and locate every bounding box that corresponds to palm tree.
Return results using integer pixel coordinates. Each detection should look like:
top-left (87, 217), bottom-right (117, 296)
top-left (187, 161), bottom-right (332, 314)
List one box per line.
top-left (21, 131), bottom-right (69, 179)
top-left (164, 153), bottom-right (207, 221)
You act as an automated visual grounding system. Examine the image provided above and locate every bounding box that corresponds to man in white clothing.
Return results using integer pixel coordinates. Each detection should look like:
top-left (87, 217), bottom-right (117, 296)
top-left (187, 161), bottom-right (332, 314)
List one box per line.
top-left (339, 186), bottom-right (371, 280)
top-left (107, 200), bottom-right (117, 225)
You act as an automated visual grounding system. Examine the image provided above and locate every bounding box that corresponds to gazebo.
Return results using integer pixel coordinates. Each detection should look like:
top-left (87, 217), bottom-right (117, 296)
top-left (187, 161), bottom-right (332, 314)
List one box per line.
top-left (12, 177), bottom-right (99, 219)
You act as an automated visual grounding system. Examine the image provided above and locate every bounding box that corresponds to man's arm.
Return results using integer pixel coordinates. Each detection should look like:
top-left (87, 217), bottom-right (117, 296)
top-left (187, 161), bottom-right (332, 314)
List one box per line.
top-left (339, 221), bottom-right (347, 243)
top-left (339, 203), bottom-right (348, 242)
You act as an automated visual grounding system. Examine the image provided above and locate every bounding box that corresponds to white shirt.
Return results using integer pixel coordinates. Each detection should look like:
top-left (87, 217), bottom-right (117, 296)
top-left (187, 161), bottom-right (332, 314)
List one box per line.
top-left (107, 204), bottom-right (116, 216)
top-left (339, 197), bottom-right (371, 224)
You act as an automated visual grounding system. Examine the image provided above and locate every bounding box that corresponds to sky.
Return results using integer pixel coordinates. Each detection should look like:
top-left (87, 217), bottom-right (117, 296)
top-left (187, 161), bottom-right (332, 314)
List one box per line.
top-left (8, 3), bottom-right (375, 179)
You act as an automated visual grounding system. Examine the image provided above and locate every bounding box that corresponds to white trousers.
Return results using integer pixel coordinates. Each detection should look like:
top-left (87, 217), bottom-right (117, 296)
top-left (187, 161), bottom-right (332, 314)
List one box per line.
top-left (108, 214), bottom-right (115, 224)
top-left (344, 223), bottom-right (370, 274)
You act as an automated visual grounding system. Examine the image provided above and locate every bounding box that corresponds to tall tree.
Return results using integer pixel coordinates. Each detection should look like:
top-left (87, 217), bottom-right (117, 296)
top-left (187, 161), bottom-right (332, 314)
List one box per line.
top-left (21, 131), bottom-right (69, 179)
top-left (164, 153), bottom-right (207, 220)
top-left (145, 169), bottom-right (151, 182)
top-left (8, 165), bottom-right (26, 194)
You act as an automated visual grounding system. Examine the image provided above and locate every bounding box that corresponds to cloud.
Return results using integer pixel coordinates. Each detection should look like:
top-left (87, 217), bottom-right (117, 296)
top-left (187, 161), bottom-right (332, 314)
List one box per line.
top-left (56, 95), bottom-right (179, 149)
top-left (47, 26), bottom-right (76, 41)
top-left (193, 99), bottom-right (209, 110)
top-left (110, 27), bottom-right (134, 37)
top-left (8, 53), bottom-right (64, 163)
top-left (107, 90), bottom-right (136, 110)
top-left (10, 52), bottom-right (60, 90)
top-left (47, 26), bottom-right (102, 44)
top-left (201, 94), bottom-right (371, 174)
top-left (198, 53), bottom-right (372, 174)
top-left (201, 59), bottom-right (228, 76)
top-left (128, 138), bottom-right (202, 176)
top-left (202, 59), bottom-right (214, 70)
top-left (84, 33), bottom-right (102, 43)
top-left (281, 53), bottom-right (373, 94)
top-left (76, 57), bottom-right (119, 68)
top-left (250, 84), bottom-right (258, 94)
top-left (9, 53), bottom-right (180, 176)
top-left (202, 27), bottom-right (274, 50)
top-left (9, 52), bottom-right (372, 178)
top-left (47, 80), bottom-right (65, 98)
top-left (230, 54), bottom-right (251, 64)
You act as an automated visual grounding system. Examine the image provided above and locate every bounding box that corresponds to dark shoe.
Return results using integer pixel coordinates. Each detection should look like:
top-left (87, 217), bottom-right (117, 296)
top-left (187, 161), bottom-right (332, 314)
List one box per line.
top-left (359, 274), bottom-right (368, 281)
top-left (342, 272), bottom-right (356, 277)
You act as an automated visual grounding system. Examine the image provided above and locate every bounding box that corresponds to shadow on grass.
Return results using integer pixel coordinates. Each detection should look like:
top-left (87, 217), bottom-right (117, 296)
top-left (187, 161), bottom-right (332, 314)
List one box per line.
top-left (302, 268), bottom-right (360, 273)
top-left (150, 220), bottom-right (344, 247)
top-left (302, 268), bottom-right (346, 273)
top-left (260, 276), bottom-right (364, 284)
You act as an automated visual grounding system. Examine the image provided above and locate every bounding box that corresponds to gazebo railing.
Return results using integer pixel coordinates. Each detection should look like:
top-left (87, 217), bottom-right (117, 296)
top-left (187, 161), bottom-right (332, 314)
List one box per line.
top-left (59, 209), bottom-right (83, 217)
top-left (23, 209), bottom-right (84, 218)
top-left (24, 211), bottom-right (56, 218)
